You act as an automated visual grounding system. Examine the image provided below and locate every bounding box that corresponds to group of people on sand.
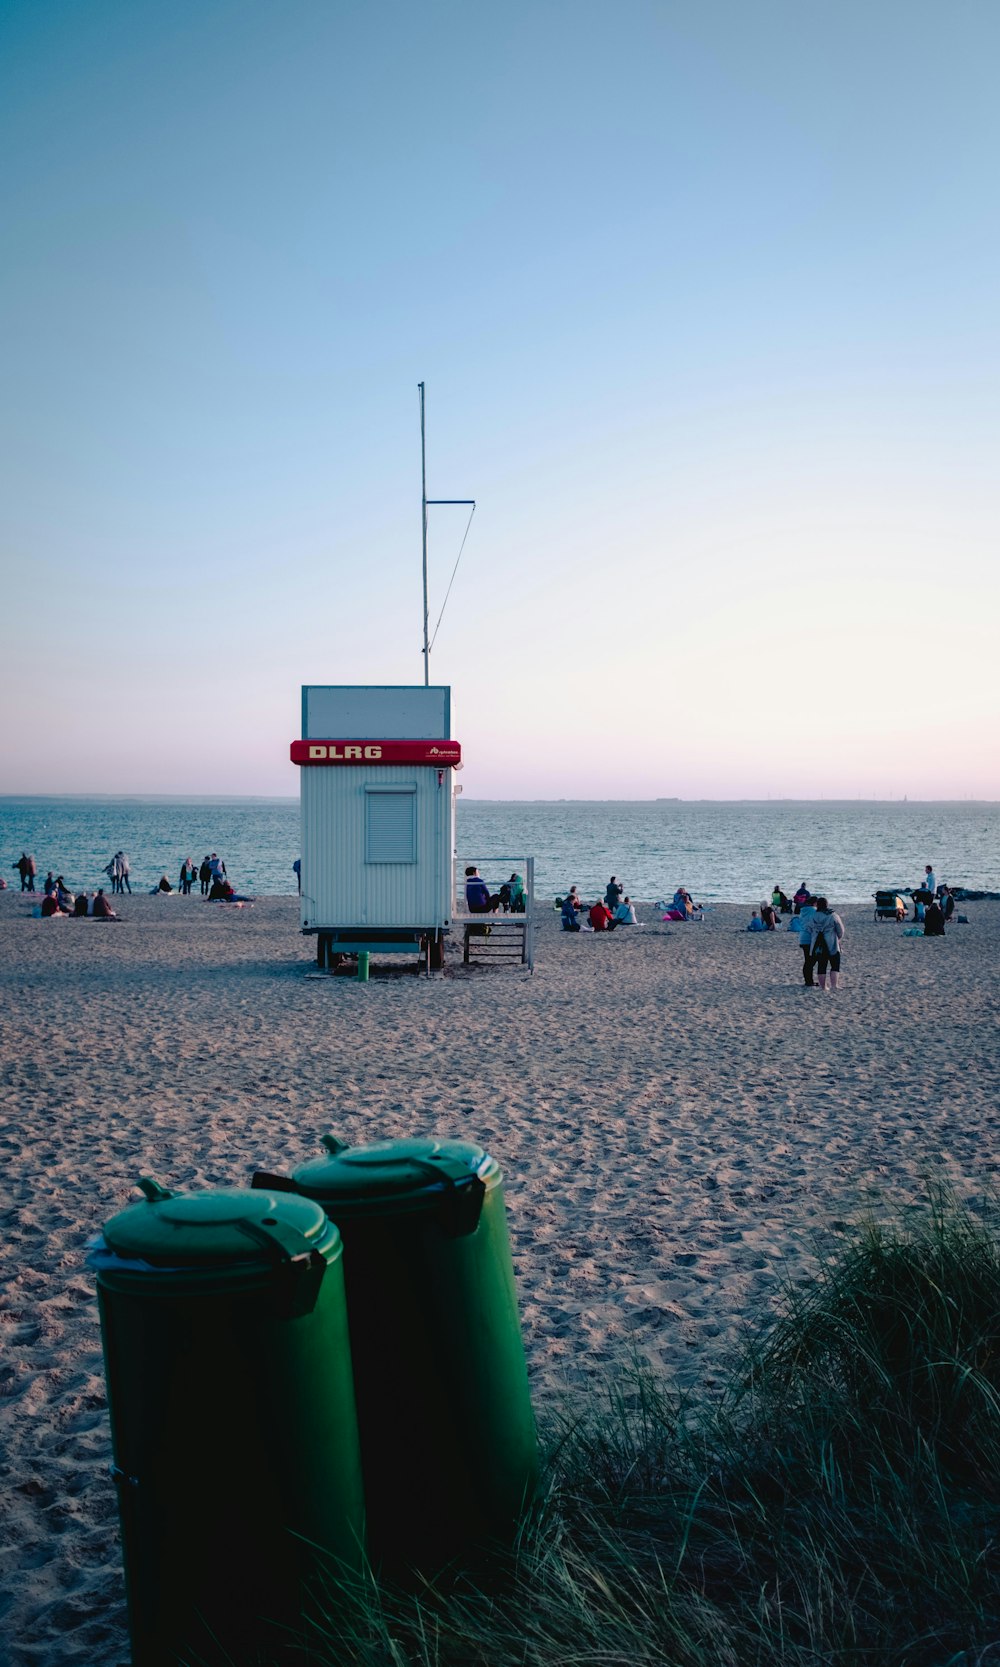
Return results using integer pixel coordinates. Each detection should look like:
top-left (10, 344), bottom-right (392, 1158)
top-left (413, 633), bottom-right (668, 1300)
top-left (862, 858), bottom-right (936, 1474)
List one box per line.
top-left (746, 881), bottom-right (844, 988)
top-left (153, 853), bottom-right (250, 902)
top-left (39, 879), bottom-right (117, 919)
top-left (661, 887), bottom-right (703, 922)
top-left (11, 846), bottom-right (247, 911)
top-left (560, 877), bottom-right (638, 932)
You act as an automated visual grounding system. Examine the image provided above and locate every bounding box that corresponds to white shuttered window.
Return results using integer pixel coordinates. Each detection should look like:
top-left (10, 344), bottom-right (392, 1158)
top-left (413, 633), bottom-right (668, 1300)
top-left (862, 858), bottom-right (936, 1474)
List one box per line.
top-left (364, 786), bottom-right (417, 864)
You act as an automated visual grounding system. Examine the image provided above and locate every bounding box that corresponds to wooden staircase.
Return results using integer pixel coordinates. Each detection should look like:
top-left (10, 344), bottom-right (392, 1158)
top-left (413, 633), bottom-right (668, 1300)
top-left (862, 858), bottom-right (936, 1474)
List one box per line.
top-left (460, 916), bottom-right (530, 968)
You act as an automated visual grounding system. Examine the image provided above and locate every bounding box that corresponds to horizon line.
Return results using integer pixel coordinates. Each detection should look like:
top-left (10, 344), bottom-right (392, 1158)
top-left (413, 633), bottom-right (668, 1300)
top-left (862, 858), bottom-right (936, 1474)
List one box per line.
top-left (1, 794), bottom-right (997, 808)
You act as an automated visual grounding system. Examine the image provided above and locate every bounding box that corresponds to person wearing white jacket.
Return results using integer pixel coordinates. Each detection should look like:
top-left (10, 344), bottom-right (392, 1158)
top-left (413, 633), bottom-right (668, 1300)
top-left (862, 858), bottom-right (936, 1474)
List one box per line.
top-left (809, 898), bottom-right (845, 991)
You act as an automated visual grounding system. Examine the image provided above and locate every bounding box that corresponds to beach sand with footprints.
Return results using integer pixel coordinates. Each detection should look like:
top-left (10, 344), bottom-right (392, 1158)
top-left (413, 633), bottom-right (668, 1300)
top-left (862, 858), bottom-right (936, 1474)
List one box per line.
top-left (1, 889), bottom-right (998, 1664)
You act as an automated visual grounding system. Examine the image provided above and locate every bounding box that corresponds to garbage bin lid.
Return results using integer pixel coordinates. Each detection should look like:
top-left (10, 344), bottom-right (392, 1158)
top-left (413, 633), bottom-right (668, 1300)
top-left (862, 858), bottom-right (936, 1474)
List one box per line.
top-left (102, 1186), bottom-right (337, 1269)
top-left (292, 1136), bottom-right (498, 1213)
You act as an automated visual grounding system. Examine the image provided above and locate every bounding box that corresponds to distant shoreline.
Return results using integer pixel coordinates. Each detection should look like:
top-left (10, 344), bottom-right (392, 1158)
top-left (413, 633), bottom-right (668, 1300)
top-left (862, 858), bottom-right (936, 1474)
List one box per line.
top-left (1, 796), bottom-right (997, 809)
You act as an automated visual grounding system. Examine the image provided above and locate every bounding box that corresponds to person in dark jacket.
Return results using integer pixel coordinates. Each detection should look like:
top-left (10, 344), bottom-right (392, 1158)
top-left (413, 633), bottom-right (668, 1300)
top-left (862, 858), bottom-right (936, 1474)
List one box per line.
top-left (464, 866), bottom-right (495, 913)
top-left (13, 853), bottom-right (36, 891)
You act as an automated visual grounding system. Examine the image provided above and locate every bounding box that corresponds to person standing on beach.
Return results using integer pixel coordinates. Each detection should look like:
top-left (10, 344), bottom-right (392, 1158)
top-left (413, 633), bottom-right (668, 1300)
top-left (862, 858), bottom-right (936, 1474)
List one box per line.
top-left (13, 853), bottom-right (36, 891)
top-left (924, 864), bottom-right (937, 895)
top-left (605, 876), bottom-right (624, 912)
top-left (808, 898), bottom-right (844, 991)
top-left (179, 858), bottom-right (194, 895)
top-left (794, 894), bottom-right (818, 986)
top-left (293, 858), bottom-right (301, 895)
top-left (116, 852), bottom-right (132, 894)
top-left (199, 857), bottom-right (212, 895)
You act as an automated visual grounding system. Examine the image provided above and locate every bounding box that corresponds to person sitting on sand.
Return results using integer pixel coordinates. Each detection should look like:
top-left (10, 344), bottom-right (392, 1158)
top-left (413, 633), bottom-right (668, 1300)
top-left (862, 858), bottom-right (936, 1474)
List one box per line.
top-left (152, 875), bottom-right (173, 894)
top-left (560, 891), bottom-right (582, 931)
top-left (670, 887), bottom-right (704, 921)
top-left (760, 901), bottom-right (779, 930)
top-left (589, 899), bottom-right (615, 932)
top-left (747, 910), bottom-right (766, 932)
top-left (924, 899), bottom-right (946, 936)
top-left (92, 889), bottom-right (116, 919)
top-left (941, 886), bottom-right (956, 923)
top-left (793, 882), bottom-right (809, 914)
top-left (55, 877), bottom-right (74, 911)
top-left (72, 892), bottom-right (90, 917)
top-left (40, 892), bottom-right (69, 917)
top-left (614, 896), bottom-right (637, 926)
top-left (43, 871), bottom-right (56, 897)
top-left (772, 886), bottom-right (791, 914)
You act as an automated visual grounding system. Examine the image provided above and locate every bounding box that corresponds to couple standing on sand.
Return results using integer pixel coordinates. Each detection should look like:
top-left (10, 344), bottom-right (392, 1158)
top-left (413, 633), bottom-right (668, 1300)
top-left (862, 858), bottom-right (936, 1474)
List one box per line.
top-left (794, 892), bottom-right (844, 989)
top-left (104, 852), bottom-right (131, 894)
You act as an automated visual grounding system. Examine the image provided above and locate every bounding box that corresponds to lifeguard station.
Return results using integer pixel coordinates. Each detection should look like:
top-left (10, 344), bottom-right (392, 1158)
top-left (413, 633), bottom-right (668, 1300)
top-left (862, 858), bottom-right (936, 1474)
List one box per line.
top-left (292, 685), bottom-right (459, 973)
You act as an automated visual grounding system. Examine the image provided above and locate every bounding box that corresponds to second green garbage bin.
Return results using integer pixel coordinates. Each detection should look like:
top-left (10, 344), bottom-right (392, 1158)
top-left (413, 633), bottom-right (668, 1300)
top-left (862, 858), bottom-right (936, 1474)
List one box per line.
top-left (93, 1182), bottom-right (366, 1667)
top-left (254, 1136), bottom-right (538, 1570)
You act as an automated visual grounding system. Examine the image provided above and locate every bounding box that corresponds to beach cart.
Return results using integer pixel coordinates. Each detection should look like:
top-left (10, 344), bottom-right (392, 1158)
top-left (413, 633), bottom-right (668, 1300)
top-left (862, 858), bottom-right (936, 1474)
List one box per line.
top-left (873, 890), bottom-right (907, 921)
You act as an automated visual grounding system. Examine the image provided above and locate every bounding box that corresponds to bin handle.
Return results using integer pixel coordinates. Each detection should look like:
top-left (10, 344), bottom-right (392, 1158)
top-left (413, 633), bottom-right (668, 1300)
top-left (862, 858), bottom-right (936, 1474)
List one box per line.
top-left (137, 1176), bottom-right (174, 1203)
top-left (404, 1158), bottom-right (486, 1238)
top-left (250, 1170), bottom-right (298, 1193)
top-left (236, 1216), bottom-right (327, 1318)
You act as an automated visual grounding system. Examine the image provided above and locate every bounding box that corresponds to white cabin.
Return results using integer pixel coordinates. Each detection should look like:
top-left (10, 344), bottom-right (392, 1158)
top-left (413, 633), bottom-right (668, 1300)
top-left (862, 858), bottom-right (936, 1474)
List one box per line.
top-left (292, 686), bottom-right (458, 962)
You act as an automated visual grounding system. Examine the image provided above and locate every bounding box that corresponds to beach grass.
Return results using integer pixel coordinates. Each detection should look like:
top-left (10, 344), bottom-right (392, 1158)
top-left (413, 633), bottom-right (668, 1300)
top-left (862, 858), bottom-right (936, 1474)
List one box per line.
top-left (298, 1190), bottom-right (1000, 1667)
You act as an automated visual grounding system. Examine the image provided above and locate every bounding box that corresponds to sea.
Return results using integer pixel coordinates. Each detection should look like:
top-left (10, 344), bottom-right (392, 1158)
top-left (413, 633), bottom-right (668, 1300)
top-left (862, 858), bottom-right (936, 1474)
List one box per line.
top-left (1, 797), bottom-right (997, 904)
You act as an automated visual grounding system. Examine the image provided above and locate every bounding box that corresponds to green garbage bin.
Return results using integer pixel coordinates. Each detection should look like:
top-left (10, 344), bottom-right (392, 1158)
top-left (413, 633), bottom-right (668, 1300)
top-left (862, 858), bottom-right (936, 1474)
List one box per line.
top-left (93, 1182), bottom-right (366, 1667)
top-left (253, 1136), bottom-right (538, 1571)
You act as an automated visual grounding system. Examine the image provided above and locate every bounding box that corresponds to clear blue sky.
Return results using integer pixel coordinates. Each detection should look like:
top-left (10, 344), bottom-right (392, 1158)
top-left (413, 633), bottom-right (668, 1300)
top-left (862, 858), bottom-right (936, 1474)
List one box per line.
top-left (2, 0), bottom-right (997, 798)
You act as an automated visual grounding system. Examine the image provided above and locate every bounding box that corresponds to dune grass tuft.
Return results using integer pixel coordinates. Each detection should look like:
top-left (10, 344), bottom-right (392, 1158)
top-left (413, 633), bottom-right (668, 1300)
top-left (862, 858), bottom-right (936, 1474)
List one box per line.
top-left (299, 1190), bottom-right (1000, 1667)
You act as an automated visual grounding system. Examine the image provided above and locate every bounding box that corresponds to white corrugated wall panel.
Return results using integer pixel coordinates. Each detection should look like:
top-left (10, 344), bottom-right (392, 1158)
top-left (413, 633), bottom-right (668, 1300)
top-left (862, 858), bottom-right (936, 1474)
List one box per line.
top-left (300, 765), bottom-right (454, 929)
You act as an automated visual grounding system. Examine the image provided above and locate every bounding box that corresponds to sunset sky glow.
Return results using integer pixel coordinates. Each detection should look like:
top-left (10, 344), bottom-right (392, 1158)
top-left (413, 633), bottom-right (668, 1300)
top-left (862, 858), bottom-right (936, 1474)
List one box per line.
top-left (2, 0), bottom-right (998, 801)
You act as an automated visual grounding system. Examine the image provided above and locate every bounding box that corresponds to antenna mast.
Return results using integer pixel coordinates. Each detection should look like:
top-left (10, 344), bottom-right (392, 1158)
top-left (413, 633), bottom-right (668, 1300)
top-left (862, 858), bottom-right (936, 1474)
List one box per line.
top-left (418, 382), bottom-right (475, 687)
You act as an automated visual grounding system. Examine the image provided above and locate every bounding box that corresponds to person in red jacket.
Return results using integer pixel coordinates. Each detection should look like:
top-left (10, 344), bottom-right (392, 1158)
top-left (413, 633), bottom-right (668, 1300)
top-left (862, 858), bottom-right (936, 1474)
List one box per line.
top-left (589, 900), bottom-right (614, 932)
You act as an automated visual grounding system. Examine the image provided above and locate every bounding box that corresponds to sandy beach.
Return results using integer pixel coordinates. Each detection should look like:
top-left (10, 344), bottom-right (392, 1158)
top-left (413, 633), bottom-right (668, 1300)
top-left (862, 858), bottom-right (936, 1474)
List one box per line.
top-left (1, 889), bottom-right (998, 1665)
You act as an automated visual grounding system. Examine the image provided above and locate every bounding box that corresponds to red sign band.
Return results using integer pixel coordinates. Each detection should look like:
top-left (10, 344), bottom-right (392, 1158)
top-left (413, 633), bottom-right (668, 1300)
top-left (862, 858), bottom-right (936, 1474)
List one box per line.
top-left (290, 738), bottom-right (462, 766)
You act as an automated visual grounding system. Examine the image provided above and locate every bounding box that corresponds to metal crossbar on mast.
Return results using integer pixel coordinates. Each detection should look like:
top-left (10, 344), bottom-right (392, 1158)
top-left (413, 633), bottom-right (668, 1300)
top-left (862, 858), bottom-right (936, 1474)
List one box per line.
top-left (419, 381), bottom-right (475, 686)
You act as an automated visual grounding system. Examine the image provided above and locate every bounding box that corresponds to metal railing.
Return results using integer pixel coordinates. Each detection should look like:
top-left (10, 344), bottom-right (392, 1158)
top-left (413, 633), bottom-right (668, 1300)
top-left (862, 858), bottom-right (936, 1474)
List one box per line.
top-left (453, 854), bottom-right (535, 972)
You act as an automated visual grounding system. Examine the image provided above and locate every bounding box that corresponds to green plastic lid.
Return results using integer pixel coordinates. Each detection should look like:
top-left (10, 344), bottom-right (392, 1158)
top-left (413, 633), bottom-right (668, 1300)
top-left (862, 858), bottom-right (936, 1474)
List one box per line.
top-left (291, 1136), bottom-right (499, 1217)
top-left (102, 1184), bottom-right (338, 1270)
